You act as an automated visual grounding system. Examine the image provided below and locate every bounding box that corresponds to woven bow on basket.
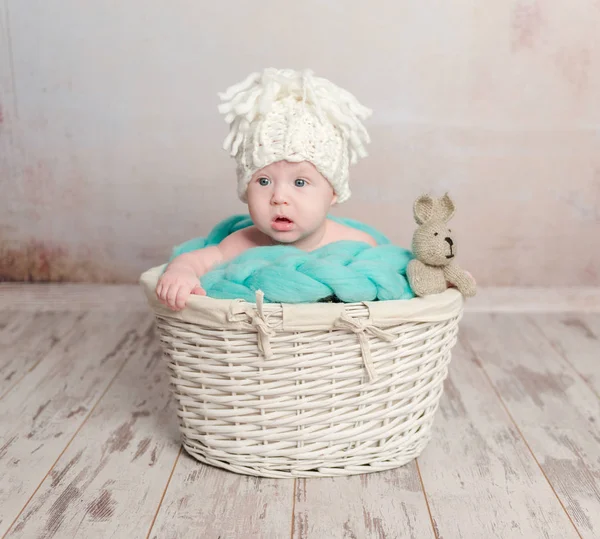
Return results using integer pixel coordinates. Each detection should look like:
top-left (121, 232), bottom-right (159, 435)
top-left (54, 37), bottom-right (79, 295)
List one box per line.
top-left (228, 290), bottom-right (396, 382)
top-left (333, 311), bottom-right (396, 382)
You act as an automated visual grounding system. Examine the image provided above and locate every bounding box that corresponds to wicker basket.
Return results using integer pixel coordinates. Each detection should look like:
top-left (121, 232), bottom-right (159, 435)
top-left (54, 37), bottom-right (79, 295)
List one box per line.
top-left (140, 265), bottom-right (463, 478)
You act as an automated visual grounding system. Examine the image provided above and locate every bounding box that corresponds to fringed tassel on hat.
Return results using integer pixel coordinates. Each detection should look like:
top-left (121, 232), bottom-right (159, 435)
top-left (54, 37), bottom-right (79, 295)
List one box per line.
top-left (218, 68), bottom-right (372, 164)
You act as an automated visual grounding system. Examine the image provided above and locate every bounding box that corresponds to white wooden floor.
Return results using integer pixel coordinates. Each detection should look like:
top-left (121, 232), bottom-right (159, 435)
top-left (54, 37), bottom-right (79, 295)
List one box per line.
top-left (1, 284), bottom-right (599, 539)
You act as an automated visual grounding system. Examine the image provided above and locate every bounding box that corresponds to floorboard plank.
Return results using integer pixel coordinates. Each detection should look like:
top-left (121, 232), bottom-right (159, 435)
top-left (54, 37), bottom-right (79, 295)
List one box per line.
top-left (417, 335), bottom-right (581, 539)
top-left (148, 456), bottom-right (295, 539)
top-left (581, 314), bottom-right (600, 339)
top-left (527, 314), bottom-right (600, 398)
top-left (0, 311), bottom-right (82, 399)
top-left (291, 465), bottom-right (434, 539)
top-left (462, 313), bottom-right (600, 539)
top-left (5, 316), bottom-right (182, 539)
top-left (0, 311), bottom-right (152, 537)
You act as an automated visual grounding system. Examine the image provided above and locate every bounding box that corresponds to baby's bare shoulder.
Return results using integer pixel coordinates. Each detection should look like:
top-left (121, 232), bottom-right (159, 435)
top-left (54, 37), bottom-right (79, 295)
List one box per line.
top-left (328, 220), bottom-right (378, 246)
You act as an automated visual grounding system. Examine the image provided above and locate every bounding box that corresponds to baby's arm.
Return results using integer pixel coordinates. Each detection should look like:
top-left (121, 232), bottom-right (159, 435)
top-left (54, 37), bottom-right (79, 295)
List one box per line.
top-left (156, 227), bottom-right (259, 310)
top-left (156, 246), bottom-right (222, 310)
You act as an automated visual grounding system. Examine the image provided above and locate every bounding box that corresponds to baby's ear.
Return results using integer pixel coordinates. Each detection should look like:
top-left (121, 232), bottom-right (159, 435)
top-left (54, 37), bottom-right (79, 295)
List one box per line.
top-left (438, 193), bottom-right (456, 222)
top-left (414, 194), bottom-right (435, 225)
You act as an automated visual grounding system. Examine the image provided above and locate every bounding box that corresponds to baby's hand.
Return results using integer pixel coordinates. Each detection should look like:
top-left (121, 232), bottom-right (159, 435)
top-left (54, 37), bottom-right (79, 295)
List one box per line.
top-left (156, 267), bottom-right (206, 311)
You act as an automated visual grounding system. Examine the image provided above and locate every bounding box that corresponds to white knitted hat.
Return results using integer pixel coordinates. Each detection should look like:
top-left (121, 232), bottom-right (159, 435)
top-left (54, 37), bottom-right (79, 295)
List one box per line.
top-left (218, 68), bottom-right (372, 203)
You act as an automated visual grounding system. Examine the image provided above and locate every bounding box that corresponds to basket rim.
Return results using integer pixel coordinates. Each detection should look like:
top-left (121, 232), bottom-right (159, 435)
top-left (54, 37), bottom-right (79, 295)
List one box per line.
top-left (139, 264), bottom-right (464, 330)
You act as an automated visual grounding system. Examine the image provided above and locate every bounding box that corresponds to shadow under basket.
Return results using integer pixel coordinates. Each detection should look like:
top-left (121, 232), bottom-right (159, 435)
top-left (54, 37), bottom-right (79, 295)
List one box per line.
top-left (140, 265), bottom-right (464, 478)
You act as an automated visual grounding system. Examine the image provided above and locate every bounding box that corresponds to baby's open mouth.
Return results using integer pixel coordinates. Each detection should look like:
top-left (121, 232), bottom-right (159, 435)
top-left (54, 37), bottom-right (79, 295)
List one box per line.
top-left (272, 216), bottom-right (294, 232)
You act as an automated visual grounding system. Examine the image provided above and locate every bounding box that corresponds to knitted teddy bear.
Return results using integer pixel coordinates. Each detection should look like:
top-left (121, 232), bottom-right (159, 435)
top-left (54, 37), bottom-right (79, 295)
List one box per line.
top-left (406, 193), bottom-right (476, 298)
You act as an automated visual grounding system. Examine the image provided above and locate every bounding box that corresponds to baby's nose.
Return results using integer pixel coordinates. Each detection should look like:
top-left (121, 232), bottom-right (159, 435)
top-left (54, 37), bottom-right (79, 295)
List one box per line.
top-left (271, 189), bottom-right (288, 205)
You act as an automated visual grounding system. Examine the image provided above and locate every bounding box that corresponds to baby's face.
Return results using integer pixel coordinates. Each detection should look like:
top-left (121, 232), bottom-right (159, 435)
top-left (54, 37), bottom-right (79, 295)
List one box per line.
top-left (246, 160), bottom-right (337, 248)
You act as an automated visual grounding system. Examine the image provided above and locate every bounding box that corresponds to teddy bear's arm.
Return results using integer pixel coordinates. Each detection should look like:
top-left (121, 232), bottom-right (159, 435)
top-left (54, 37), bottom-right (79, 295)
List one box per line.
top-left (444, 263), bottom-right (477, 297)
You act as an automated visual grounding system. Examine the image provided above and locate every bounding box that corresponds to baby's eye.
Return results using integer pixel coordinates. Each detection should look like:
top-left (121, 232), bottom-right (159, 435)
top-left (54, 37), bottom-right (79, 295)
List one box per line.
top-left (258, 177), bottom-right (270, 186)
top-left (294, 179), bottom-right (307, 187)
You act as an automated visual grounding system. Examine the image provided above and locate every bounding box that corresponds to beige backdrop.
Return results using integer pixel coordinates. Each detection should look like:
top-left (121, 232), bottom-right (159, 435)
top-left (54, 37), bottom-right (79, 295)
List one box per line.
top-left (1, 0), bottom-right (599, 286)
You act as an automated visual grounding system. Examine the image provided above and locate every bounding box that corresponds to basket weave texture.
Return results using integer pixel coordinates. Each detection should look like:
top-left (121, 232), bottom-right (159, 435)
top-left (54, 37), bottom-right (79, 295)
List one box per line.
top-left (140, 265), bottom-right (463, 478)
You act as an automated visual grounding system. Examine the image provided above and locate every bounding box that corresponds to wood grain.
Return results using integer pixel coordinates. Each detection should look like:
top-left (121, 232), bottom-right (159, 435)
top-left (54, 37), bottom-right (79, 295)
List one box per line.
top-left (581, 314), bottom-right (600, 338)
top-left (0, 310), bottom-right (151, 537)
top-left (0, 311), bottom-right (82, 399)
top-left (463, 313), bottom-right (600, 539)
top-left (6, 314), bottom-right (183, 539)
top-left (148, 455), bottom-right (294, 539)
top-left (527, 313), bottom-right (600, 397)
top-left (418, 335), bottom-right (580, 538)
top-left (0, 311), bottom-right (34, 393)
top-left (292, 465), bottom-right (434, 539)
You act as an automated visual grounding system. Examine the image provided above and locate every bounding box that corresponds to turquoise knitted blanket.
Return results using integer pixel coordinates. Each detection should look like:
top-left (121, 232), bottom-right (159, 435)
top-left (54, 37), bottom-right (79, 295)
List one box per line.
top-left (170, 214), bottom-right (415, 303)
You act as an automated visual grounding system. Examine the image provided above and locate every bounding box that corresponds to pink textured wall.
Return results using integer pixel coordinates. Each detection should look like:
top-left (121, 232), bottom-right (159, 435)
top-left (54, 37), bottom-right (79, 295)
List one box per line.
top-left (1, 0), bottom-right (599, 285)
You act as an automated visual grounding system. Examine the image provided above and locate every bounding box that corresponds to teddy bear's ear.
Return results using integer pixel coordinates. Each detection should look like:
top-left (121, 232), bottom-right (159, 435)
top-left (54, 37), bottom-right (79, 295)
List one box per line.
top-left (414, 195), bottom-right (435, 225)
top-left (438, 193), bottom-right (456, 222)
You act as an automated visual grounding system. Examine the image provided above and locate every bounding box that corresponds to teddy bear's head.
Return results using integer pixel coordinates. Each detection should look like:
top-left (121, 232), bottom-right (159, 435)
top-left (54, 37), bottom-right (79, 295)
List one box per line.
top-left (412, 193), bottom-right (457, 267)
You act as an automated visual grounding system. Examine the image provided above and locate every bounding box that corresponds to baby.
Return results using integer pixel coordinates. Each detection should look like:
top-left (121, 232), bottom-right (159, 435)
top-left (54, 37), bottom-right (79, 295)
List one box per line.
top-left (157, 68), bottom-right (376, 311)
